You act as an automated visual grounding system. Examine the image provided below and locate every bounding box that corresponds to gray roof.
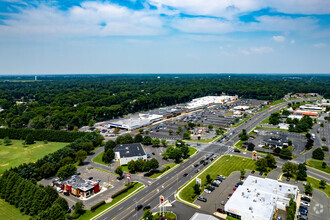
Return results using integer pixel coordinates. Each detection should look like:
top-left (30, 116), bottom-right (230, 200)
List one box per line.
top-left (189, 213), bottom-right (219, 220)
top-left (114, 143), bottom-right (146, 158)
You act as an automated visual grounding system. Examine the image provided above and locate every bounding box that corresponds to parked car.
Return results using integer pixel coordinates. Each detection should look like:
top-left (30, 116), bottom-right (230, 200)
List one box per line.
top-left (277, 217), bottom-right (282, 220)
top-left (194, 163), bottom-right (199, 167)
top-left (301, 196), bottom-right (311, 202)
top-left (206, 186), bottom-right (215, 191)
top-left (233, 187), bottom-right (237, 191)
top-left (286, 177), bottom-right (290, 181)
top-left (200, 160), bottom-right (205, 164)
top-left (217, 208), bottom-right (225, 214)
top-left (117, 175), bottom-right (124, 180)
top-left (204, 189), bottom-right (211, 194)
top-left (183, 173), bottom-right (188, 177)
top-left (234, 148), bottom-right (240, 153)
top-left (88, 177), bottom-right (93, 180)
top-left (217, 175), bottom-right (225, 180)
top-left (300, 202), bottom-right (310, 207)
top-left (251, 170), bottom-right (255, 174)
top-left (203, 161), bottom-right (209, 166)
top-left (297, 215), bottom-right (308, 220)
top-left (197, 196), bottom-right (207, 202)
top-left (211, 182), bottom-right (220, 187)
top-left (195, 169), bottom-right (200, 173)
top-left (227, 194), bottom-right (232, 199)
top-left (136, 204), bottom-right (143, 210)
top-left (143, 205), bottom-right (151, 210)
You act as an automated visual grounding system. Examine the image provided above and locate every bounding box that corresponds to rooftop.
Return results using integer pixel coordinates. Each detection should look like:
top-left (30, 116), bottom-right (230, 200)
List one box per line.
top-left (114, 143), bottom-right (146, 158)
top-left (60, 175), bottom-right (96, 192)
top-left (189, 212), bottom-right (219, 220)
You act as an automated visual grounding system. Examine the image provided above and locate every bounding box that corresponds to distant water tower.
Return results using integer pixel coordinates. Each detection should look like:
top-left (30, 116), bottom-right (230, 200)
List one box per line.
top-left (35, 76), bottom-right (37, 81)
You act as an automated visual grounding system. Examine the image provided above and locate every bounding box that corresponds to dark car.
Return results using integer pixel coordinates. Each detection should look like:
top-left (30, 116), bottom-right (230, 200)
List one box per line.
top-left (207, 185), bottom-right (215, 191)
top-left (211, 182), bottom-right (219, 187)
top-left (217, 208), bottom-right (225, 214)
top-left (234, 148), bottom-right (240, 153)
top-left (136, 204), bottom-right (143, 210)
top-left (117, 175), bottom-right (124, 180)
top-left (259, 171), bottom-right (263, 175)
top-left (200, 160), bottom-right (205, 164)
top-left (183, 173), bottom-right (188, 177)
top-left (301, 196), bottom-right (311, 202)
top-left (197, 196), bottom-right (207, 202)
top-left (203, 161), bottom-right (209, 166)
top-left (195, 169), bottom-right (200, 173)
top-left (143, 205), bottom-right (151, 211)
top-left (88, 177), bottom-right (93, 180)
top-left (194, 163), bottom-right (199, 167)
top-left (251, 170), bottom-right (255, 174)
top-left (286, 177), bottom-right (290, 181)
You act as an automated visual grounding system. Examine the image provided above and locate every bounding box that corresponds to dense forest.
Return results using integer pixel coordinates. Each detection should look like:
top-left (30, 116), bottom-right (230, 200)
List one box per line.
top-left (0, 74), bottom-right (329, 130)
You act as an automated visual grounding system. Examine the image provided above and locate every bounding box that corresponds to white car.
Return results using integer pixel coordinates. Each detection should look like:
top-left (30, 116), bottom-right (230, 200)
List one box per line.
top-left (300, 201), bottom-right (310, 207)
top-left (204, 189), bottom-right (211, 194)
top-left (214, 180), bottom-right (221, 184)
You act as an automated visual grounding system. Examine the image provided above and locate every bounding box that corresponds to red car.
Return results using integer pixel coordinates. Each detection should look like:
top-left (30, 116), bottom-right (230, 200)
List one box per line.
top-left (183, 173), bottom-right (188, 177)
top-left (227, 194), bottom-right (232, 199)
top-left (233, 187), bottom-right (237, 191)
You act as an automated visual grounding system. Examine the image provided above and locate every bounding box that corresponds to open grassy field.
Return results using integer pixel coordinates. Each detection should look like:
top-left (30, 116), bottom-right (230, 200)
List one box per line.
top-left (307, 176), bottom-right (330, 197)
top-left (92, 151), bottom-right (106, 166)
top-left (179, 155), bottom-right (257, 203)
top-left (78, 182), bottom-right (144, 220)
top-left (0, 139), bottom-right (67, 174)
top-left (306, 159), bottom-right (330, 174)
top-left (0, 199), bottom-right (29, 220)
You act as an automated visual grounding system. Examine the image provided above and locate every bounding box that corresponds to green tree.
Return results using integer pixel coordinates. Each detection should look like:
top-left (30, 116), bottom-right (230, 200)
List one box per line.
top-left (279, 148), bottom-right (292, 159)
top-left (139, 129), bottom-right (144, 134)
top-left (102, 148), bottom-right (115, 163)
top-left (193, 183), bottom-right (200, 195)
top-left (134, 134), bottom-right (143, 143)
top-left (319, 180), bottom-right (327, 189)
top-left (181, 145), bottom-right (190, 158)
top-left (54, 197), bottom-right (69, 212)
top-left (3, 136), bottom-right (11, 146)
top-left (40, 162), bottom-right (56, 178)
top-left (206, 174), bottom-right (212, 184)
top-left (265, 154), bottom-right (277, 168)
top-left (296, 164), bottom-right (307, 181)
top-left (127, 160), bottom-right (136, 173)
top-left (88, 119), bottom-right (95, 127)
top-left (282, 162), bottom-right (298, 177)
top-left (115, 166), bottom-right (123, 177)
top-left (255, 158), bottom-right (268, 172)
top-left (161, 139), bottom-right (167, 147)
top-left (208, 124), bottom-right (214, 130)
top-left (168, 130), bottom-right (173, 135)
top-left (25, 134), bottom-right (35, 145)
top-left (149, 158), bottom-right (159, 170)
top-left (173, 148), bottom-right (182, 163)
top-left (143, 209), bottom-right (153, 220)
top-left (312, 148), bottom-right (325, 160)
top-left (142, 136), bottom-right (152, 145)
top-left (104, 140), bottom-right (116, 152)
top-left (75, 150), bottom-right (87, 165)
top-left (151, 138), bottom-right (160, 147)
top-left (269, 112), bottom-right (281, 125)
top-left (239, 129), bottom-right (249, 141)
top-left (82, 141), bottom-right (94, 153)
top-left (322, 162), bottom-right (327, 169)
top-left (56, 164), bottom-right (77, 180)
top-left (240, 169), bottom-right (246, 178)
top-left (304, 182), bottom-right (313, 194)
top-left (183, 132), bottom-right (191, 140)
top-left (73, 202), bottom-right (84, 215)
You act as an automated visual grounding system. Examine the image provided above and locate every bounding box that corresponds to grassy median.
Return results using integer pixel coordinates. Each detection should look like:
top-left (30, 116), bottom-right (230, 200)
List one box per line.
top-left (306, 159), bottom-right (330, 174)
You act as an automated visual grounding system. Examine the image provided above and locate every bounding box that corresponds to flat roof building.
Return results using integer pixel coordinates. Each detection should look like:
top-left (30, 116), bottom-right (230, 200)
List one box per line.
top-left (185, 95), bottom-right (237, 111)
top-left (114, 143), bottom-right (147, 165)
top-left (225, 176), bottom-right (299, 220)
top-left (108, 113), bottom-right (163, 131)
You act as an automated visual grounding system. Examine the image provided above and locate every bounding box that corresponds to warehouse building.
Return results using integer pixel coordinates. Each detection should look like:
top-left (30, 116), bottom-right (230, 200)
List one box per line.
top-left (108, 113), bottom-right (163, 131)
top-left (225, 176), bottom-right (299, 220)
top-left (114, 143), bottom-right (147, 165)
top-left (185, 95), bottom-right (237, 111)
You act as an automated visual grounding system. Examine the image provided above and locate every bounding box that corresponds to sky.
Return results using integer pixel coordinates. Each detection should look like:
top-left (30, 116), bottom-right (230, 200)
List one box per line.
top-left (0, 0), bottom-right (330, 74)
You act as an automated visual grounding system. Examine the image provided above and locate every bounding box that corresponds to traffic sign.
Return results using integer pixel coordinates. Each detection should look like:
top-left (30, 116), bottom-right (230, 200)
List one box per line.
top-left (127, 173), bottom-right (131, 179)
top-left (160, 195), bottom-right (164, 203)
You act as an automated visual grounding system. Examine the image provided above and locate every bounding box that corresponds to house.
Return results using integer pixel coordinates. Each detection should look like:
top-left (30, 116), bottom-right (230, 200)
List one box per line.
top-left (114, 143), bottom-right (147, 165)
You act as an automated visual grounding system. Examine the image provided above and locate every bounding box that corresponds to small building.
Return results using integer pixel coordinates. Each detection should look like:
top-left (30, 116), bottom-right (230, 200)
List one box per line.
top-left (114, 143), bottom-right (147, 165)
top-left (225, 176), bottom-right (299, 220)
top-left (189, 212), bottom-right (219, 220)
top-left (58, 176), bottom-right (100, 199)
top-left (295, 110), bottom-right (318, 117)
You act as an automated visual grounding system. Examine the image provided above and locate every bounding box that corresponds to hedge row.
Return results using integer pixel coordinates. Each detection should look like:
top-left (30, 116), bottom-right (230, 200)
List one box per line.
top-left (0, 128), bottom-right (86, 142)
top-left (111, 182), bottom-right (137, 199)
top-left (90, 200), bottom-right (106, 212)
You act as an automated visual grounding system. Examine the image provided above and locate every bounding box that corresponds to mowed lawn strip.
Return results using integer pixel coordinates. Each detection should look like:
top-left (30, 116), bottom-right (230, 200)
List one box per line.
top-left (179, 155), bottom-right (257, 203)
top-left (0, 139), bottom-right (67, 174)
top-left (0, 199), bottom-right (29, 220)
top-left (306, 176), bottom-right (330, 197)
top-left (78, 182), bottom-right (144, 220)
top-left (306, 159), bottom-right (330, 174)
top-left (92, 151), bottom-right (106, 166)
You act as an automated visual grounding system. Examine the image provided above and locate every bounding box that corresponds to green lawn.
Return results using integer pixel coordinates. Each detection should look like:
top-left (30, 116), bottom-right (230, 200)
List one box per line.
top-left (78, 182), bottom-right (144, 220)
top-left (150, 163), bottom-right (177, 178)
top-left (255, 126), bottom-right (288, 132)
top-left (257, 99), bottom-right (285, 113)
top-left (0, 199), bottom-right (29, 220)
top-left (0, 139), bottom-right (67, 174)
top-left (188, 146), bottom-right (197, 156)
top-left (235, 140), bottom-right (244, 149)
top-left (306, 159), bottom-right (330, 174)
top-left (179, 155), bottom-right (257, 203)
top-left (261, 116), bottom-right (270, 124)
top-left (306, 176), bottom-right (330, 197)
top-left (92, 151), bottom-right (107, 166)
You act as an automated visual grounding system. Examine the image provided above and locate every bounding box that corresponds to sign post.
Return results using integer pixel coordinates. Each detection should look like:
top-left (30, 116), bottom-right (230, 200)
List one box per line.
top-left (160, 195), bottom-right (164, 216)
top-left (252, 151), bottom-right (257, 160)
top-left (127, 173), bottom-right (131, 184)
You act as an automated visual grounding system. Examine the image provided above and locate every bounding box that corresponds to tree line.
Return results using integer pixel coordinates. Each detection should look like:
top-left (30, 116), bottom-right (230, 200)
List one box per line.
top-left (1, 74), bottom-right (329, 130)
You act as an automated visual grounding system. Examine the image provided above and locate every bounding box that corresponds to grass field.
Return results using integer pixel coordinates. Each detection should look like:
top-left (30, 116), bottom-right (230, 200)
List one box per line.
top-left (78, 182), bottom-right (144, 220)
top-left (306, 159), bottom-right (330, 174)
top-left (0, 139), bottom-right (67, 174)
top-left (258, 99), bottom-right (286, 113)
top-left (179, 155), bottom-right (257, 203)
top-left (0, 199), bottom-right (29, 220)
top-left (150, 163), bottom-right (177, 178)
top-left (188, 146), bottom-right (197, 156)
top-left (92, 151), bottom-right (107, 166)
top-left (306, 176), bottom-right (330, 197)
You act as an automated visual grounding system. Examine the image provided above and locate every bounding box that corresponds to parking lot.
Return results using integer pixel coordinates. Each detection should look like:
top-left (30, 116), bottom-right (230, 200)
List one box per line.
top-left (148, 121), bottom-right (186, 140)
top-left (193, 171), bottom-right (261, 214)
top-left (318, 123), bottom-right (330, 147)
top-left (143, 145), bottom-right (176, 167)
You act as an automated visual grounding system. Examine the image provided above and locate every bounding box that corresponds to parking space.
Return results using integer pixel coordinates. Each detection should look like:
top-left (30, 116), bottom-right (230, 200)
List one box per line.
top-left (148, 121), bottom-right (186, 140)
top-left (143, 145), bottom-right (175, 167)
top-left (318, 123), bottom-right (330, 147)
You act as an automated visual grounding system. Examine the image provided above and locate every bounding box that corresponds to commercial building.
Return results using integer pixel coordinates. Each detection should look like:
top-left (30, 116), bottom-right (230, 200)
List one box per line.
top-left (299, 104), bottom-right (323, 112)
top-left (225, 176), bottom-right (299, 220)
top-left (233, 106), bottom-right (250, 111)
top-left (189, 212), bottom-right (219, 220)
top-left (57, 175), bottom-right (100, 199)
top-left (114, 143), bottom-right (147, 165)
top-left (295, 110), bottom-right (318, 117)
top-left (185, 95), bottom-right (237, 111)
top-left (108, 113), bottom-right (163, 131)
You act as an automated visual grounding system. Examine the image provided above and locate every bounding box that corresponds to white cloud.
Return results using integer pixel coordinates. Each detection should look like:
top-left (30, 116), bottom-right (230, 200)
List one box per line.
top-left (0, 1), bottom-right (165, 37)
top-left (240, 46), bottom-right (274, 55)
top-left (314, 43), bottom-right (327, 48)
top-left (272, 35), bottom-right (286, 42)
top-left (290, 40), bottom-right (295, 44)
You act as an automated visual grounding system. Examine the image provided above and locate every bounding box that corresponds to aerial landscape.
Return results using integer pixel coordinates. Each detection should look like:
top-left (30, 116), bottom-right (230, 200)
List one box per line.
top-left (0, 1), bottom-right (329, 220)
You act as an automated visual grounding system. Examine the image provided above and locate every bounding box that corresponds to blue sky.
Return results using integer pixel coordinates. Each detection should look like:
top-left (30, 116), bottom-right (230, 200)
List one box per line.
top-left (0, 0), bottom-right (329, 74)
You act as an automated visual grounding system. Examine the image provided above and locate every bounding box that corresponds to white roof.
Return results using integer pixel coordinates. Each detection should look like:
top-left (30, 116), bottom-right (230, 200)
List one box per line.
top-left (225, 176), bottom-right (298, 220)
top-left (186, 95), bottom-right (236, 109)
top-left (189, 212), bottom-right (219, 220)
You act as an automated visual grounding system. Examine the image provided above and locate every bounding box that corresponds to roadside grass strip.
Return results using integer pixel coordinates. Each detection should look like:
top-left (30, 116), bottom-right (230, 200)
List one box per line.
top-left (80, 183), bottom-right (144, 220)
top-left (306, 159), bottom-right (330, 174)
top-left (306, 176), bottom-right (330, 197)
top-left (177, 155), bottom-right (257, 205)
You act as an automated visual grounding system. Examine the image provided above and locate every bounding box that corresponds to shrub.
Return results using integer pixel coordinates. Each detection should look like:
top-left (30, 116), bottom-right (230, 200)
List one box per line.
top-left (90, 201), bottom-right (106, 212)
top-left (312, 148), bottom-right (325, 160)
top-left (111, 182), bottom-right (137, 199)
top-left (322, 146), bottom-right (329, 151)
